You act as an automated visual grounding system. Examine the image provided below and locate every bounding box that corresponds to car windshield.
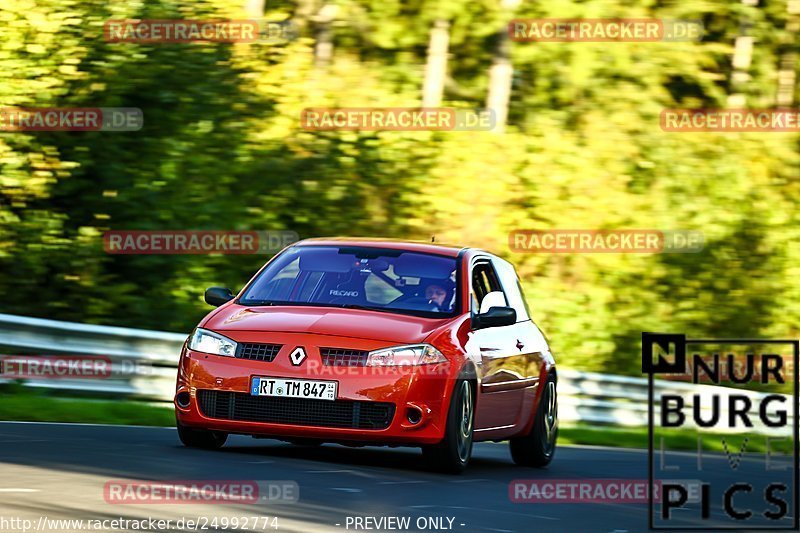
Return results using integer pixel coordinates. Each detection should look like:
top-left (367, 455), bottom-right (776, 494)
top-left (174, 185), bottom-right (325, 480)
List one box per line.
top-left (239, 245), bottom-right (459, 317)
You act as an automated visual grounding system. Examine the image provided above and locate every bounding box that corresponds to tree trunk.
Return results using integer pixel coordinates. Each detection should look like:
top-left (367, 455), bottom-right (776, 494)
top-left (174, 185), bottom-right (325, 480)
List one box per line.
top-left (486, 38), bottom-right (512, 133)
top-left (422, 19), bottom-right (450, 107)
top-left (485, 0), bottom-right (519, 133)
top-left (314, 3), bottom-right (337, 67)
top-left (728, 0), bottom-right (758, 107)
top-left (776, 0), bottom-right (800, 107)
top-left (243, 0), bottom-right (263, 18)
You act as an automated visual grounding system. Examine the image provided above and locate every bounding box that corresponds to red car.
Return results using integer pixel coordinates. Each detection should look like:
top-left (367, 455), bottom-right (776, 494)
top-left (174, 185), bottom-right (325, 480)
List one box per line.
top-left (175, 238), bottom-right (557, 473)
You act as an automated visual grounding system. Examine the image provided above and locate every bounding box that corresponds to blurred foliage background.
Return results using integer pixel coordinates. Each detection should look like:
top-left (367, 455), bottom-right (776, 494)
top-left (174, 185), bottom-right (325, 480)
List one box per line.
top-left (1, 0), bottom-right (799, 375)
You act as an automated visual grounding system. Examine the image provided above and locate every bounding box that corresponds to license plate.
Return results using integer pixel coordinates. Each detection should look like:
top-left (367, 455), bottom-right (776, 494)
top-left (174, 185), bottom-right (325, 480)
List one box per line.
top-left (250, 376), bottom-right (337, 401)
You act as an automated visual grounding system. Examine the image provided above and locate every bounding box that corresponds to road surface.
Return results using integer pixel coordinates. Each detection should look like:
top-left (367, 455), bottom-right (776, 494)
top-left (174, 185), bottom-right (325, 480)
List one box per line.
top-left (0, 422), bottom-right (794, 532)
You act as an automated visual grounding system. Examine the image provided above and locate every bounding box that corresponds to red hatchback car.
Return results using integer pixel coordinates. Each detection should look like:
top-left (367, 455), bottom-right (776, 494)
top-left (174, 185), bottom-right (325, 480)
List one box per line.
top-left (175, 238), bottom-right (558, 473)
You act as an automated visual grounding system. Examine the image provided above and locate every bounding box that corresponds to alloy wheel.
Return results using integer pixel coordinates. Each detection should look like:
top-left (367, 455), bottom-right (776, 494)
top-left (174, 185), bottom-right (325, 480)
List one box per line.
top-left (541, 380), bottom-right (557, 457)
top-left (457, 381), bottom-right (473, 462)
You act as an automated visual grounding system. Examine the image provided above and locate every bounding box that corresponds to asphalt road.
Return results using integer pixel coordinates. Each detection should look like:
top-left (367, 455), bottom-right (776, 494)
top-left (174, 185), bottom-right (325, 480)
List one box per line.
top-left (0, 422), bottom-right (795, 533)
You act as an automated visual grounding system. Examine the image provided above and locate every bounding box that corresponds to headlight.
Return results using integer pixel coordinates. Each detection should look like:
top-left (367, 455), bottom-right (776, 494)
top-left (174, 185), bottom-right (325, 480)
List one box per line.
top-left (365, 344), bottom-right (447, 366)
top-left (188, 328), bottom-right (238, 357)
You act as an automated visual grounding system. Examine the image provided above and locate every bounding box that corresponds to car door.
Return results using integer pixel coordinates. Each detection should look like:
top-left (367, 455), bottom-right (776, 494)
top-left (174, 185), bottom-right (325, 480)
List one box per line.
top-left (491, 256), bottom-right (554, 430)
top-left (492, 256), bottom-right (553, 375)
top-left (467, 257), bottom-right (524, 431)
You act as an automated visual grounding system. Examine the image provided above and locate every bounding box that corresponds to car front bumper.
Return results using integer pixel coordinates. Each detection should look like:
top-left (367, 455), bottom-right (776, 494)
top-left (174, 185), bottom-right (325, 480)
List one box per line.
top-left (174, 333), bottom-right (457, 445)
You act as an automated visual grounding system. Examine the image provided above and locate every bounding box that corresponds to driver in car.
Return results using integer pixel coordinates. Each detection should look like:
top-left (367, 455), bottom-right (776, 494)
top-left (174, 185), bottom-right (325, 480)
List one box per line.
top-left (425, 283), bottom-right (452, 312)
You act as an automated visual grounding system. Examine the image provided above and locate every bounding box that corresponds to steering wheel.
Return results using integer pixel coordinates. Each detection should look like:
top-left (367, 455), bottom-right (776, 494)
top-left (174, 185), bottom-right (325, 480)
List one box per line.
top-left (395, 295), bottom-right (440, 312)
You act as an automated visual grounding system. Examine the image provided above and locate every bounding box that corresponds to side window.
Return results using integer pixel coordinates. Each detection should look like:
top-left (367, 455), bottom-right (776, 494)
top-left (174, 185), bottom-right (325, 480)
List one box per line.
top-left (471, 260), bottom-right (506, 314)
top-left (492, 257), bottom-right (531, 321)
top-left (516, 280), bottom-right (533, 318)
top-left (472, 267), bottom-right (489, 308)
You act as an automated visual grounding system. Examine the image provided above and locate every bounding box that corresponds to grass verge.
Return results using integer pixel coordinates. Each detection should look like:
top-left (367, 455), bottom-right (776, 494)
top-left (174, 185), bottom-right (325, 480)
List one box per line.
top-left (559, 424), bottom-right (791, 454)
top-left (0, 387), bottom-right (174, 427)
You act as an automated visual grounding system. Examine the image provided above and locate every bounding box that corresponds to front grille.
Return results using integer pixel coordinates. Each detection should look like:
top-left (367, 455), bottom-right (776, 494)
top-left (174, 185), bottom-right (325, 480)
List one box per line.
top-left (197, 390), bottom-right (394, 430)
top-left (320, 347), bottom-right (369, 366)
top-left (236, 343), bottom-right (282, 362)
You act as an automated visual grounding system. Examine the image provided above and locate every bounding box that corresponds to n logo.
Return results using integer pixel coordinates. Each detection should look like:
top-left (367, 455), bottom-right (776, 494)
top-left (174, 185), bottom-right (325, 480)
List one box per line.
top-left (289, 346), bottom-right (307, 366)
top-left (642, 332), bottom-right (686, 374)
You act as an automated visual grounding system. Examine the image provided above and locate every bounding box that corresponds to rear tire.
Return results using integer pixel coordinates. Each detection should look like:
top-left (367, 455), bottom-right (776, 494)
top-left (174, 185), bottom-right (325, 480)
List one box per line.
top-left (422, 380), bottom-right (474, 474)
top-left (510, 373), bottom-right (557, 467)
top-left (177, 421), bottom-right (228, 450)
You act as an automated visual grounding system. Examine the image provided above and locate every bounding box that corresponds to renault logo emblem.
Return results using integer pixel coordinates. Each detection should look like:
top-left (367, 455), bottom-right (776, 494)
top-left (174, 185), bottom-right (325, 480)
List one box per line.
top-left (289, 346), bottom-right (307, 366)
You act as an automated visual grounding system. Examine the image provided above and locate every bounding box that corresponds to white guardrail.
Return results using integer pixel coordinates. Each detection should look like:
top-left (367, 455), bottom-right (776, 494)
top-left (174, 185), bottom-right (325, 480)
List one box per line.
top-left (0, 313), bottom-right (793, 434)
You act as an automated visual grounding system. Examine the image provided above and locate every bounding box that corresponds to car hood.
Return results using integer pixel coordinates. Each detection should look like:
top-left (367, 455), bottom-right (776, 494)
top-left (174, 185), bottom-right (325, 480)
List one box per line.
top-left (202, 304), bottom-right (453, 344)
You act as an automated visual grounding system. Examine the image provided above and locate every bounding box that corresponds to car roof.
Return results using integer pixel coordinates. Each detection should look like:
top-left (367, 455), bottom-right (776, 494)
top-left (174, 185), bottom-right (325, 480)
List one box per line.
top-left (294, 237), bottom-right (468, 258)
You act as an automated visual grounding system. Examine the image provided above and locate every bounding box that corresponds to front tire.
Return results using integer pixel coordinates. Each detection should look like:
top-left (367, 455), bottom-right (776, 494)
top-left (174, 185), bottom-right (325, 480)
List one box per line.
top-left (422, 380), bottom-right (474, 474)
top-left (177, 421), bottom-right (228, 450)
top-left (510, 373), bottom-right (557, 467)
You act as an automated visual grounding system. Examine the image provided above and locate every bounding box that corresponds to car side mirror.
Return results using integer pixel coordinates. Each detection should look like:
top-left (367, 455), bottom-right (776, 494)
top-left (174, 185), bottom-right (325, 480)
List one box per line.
top-left (472, 306), bottom-right (516, 330)
top-left (205, 287), bottom-right (234, 307)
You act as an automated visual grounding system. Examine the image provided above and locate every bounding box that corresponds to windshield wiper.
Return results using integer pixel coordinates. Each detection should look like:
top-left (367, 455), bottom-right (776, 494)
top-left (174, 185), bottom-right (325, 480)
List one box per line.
top-left (240, 301), bottom-right (373, 311)
top-left (240, 300), bottom-right (428, 316)
top-left (335, 303), bottom-right (417, 316)
top-left (335, 303), bottom-right (381, 311)
top-left (238, 300), bottom-right (278, 306)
